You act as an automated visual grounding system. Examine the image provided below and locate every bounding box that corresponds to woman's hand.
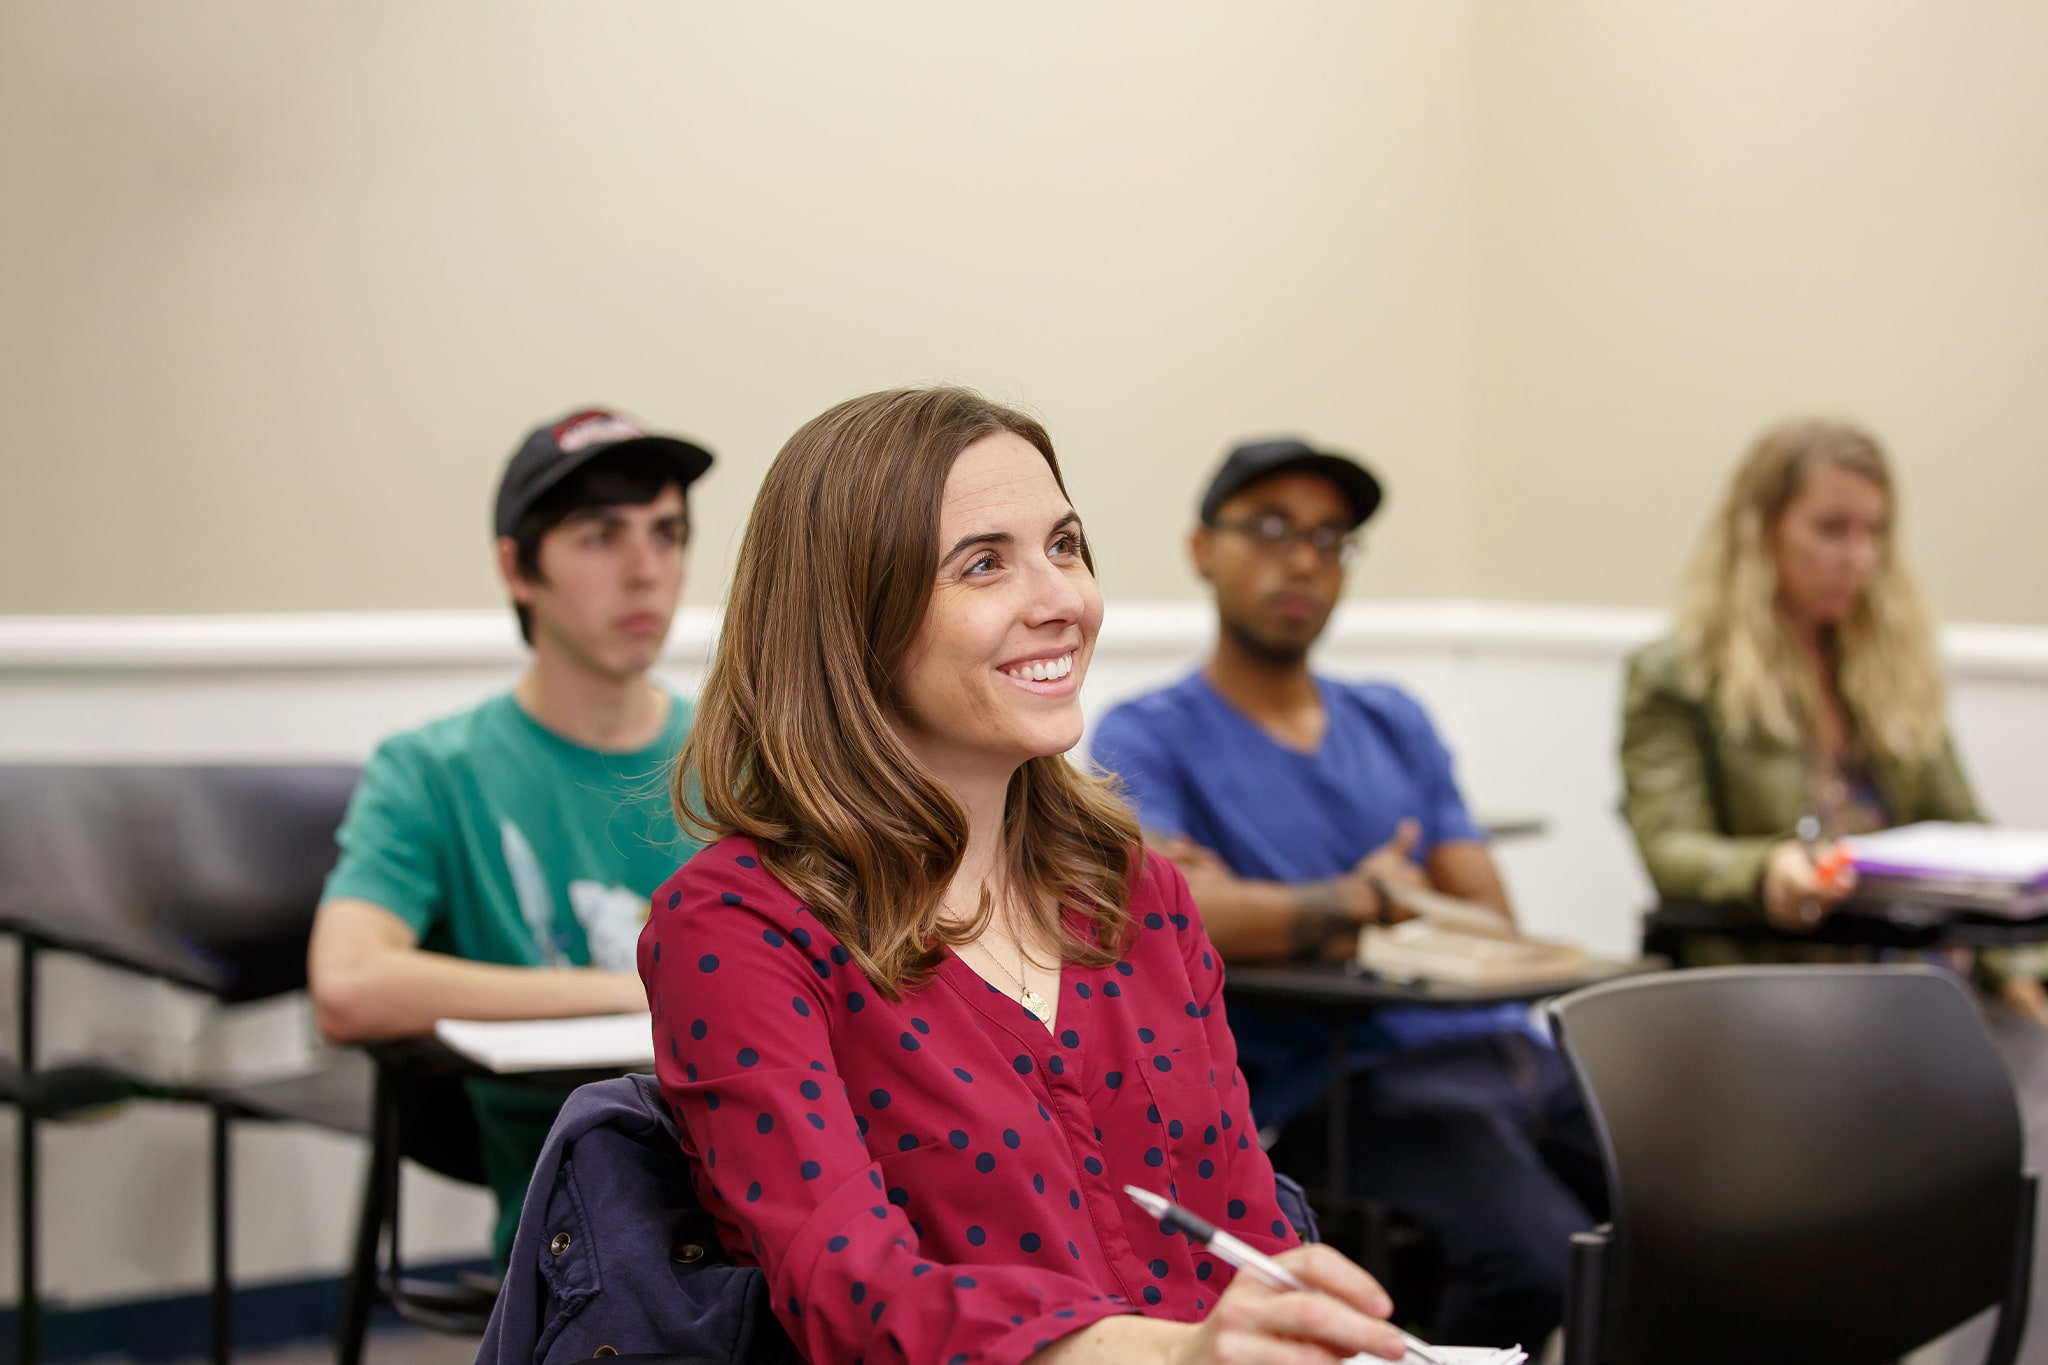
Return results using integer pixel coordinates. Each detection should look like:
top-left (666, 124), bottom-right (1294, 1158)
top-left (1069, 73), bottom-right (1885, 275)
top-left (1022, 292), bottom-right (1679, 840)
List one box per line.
top-left (1022, 1245), bottom-right (1405, 1365)
top-left (1760, 839), bottom-right (1858, 931)
top-left (1172, 1244), bottom-right (1408, 1364)
top-left (1999, 975), bottom-right (2048, 1028)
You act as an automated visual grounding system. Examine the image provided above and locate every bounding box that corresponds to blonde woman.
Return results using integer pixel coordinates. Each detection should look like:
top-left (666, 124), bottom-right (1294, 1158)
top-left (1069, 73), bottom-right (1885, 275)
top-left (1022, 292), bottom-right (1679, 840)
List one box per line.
top-left (1621, 418), bottom-right (2046, 1016)
top-left (641, 388), bottom-right (1407, 1364)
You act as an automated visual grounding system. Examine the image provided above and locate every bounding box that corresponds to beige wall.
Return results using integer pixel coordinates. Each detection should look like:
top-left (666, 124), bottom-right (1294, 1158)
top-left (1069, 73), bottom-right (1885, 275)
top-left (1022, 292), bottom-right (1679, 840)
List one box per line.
top-left (1470, 1), bottom-right (2048, 624)
top-left (0, 1), bottom-right (1475, 614)
top-left (4, 3), bottom-right (2044, 624)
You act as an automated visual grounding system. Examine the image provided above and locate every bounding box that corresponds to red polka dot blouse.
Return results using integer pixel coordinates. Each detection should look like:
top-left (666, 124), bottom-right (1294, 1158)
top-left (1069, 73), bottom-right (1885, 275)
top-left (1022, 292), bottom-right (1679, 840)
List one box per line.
top-left (640, 838), bottom-right (1299, 1365)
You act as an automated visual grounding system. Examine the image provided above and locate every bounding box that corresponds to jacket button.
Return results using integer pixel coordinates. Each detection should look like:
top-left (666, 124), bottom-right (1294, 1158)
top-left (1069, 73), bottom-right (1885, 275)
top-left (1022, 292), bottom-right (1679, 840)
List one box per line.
top-left (592, 1347), bottom-right (617, 1357)
top-left (671, 1242), bottom-right (706, 1264)
top-left (549, 1232), bottom-right (572, 1256)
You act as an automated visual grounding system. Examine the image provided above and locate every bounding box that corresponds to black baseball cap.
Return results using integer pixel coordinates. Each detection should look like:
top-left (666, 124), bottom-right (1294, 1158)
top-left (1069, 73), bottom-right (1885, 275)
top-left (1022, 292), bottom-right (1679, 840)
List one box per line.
top-left (1198, 438), bottom-right (1383, 530)
top-left (494, 408), bottom-right (715, 537)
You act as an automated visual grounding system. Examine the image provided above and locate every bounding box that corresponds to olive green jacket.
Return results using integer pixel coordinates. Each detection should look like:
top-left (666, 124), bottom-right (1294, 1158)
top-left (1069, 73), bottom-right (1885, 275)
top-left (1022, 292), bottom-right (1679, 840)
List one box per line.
top-left (1620, 637), bottom-right (1982, 907)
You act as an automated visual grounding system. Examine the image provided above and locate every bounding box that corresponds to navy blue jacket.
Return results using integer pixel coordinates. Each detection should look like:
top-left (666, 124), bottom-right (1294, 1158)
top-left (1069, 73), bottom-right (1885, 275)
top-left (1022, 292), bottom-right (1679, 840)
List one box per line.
top-left (476, 1073), bottom-right (798, 1365)
top-left (478, 1074), bottom-right (1319, 1365)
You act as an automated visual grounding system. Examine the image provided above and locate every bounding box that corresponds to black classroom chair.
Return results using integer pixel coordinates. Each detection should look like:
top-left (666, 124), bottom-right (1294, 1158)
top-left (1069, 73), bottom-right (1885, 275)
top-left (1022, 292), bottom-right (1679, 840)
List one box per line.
top-left (1548, 964), bottom-right (2035, 1365)
top-left (125, 765), bottom-right (502, 1358)
top-left (0, 764), bottom-right (369, 1365)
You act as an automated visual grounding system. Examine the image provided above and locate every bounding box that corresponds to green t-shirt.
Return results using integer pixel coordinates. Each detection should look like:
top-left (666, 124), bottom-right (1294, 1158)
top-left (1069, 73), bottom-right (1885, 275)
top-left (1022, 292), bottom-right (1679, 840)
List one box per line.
top-left (322, 691), bottom-right (699, 1260)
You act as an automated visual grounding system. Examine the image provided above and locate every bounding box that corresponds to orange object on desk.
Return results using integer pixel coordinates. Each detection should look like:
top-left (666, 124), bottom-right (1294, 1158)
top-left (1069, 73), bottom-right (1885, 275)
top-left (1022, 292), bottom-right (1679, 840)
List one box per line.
top-left (1815, 841), bottom-right (1854, 889)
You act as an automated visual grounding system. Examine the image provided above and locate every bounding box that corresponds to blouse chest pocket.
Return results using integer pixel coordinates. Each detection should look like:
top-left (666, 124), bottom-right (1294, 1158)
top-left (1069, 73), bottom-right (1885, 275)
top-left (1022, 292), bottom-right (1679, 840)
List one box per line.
top-left (1135, 1064), bottom-right (1235, 1196)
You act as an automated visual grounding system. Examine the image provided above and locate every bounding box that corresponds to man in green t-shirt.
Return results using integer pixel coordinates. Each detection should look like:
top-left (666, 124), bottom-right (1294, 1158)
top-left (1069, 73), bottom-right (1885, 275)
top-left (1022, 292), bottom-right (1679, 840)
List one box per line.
top-left (310, 408), bottom-right (713, 1260)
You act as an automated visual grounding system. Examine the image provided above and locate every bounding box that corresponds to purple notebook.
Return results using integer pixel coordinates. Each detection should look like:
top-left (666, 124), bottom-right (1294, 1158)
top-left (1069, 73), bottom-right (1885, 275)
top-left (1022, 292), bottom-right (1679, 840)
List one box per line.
top-left (1847, 822), bottom-right (2048, 889)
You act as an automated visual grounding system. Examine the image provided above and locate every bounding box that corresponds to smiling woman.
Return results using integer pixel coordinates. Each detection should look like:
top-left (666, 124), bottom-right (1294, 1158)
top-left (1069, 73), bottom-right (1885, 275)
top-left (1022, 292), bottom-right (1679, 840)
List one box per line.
top-left (640, 386), bottom-right (1409, 1365)
top-left (891, 432), bottom-right (1102, 827)
top-left (672, 390), bottom-right (1129, 994)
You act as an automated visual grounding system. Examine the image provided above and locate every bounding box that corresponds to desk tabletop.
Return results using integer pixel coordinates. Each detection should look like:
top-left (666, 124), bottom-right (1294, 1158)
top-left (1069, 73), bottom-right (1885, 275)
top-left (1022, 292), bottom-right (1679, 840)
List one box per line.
top-left (366, 1035), bottom-right (642, 1092)
top-left (1477, 814), bottom-right (1550, 841)
top-left (1221, 956), bottom-right (1661, 1016)
top-left (1647, 898), bottom-right (2048, 949)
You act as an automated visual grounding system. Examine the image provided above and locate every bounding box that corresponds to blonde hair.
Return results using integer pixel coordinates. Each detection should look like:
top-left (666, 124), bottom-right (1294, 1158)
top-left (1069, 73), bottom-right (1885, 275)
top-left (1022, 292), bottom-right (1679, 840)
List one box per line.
top-left (674, 386), bottom-right (1141, 999)
top-left (1673, 417), bottom-right (1945, 763)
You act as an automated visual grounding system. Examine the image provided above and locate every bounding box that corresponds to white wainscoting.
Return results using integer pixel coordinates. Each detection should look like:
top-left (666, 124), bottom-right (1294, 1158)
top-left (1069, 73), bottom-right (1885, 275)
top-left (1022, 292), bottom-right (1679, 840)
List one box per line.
top-left (3, 600), bottom-right (2046, 1308)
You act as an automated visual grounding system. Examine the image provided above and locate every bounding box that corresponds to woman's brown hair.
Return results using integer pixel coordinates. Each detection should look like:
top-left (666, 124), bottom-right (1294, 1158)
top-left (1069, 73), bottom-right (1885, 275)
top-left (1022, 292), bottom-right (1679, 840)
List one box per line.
top-left (674, 386), bottom-right (1141, 998)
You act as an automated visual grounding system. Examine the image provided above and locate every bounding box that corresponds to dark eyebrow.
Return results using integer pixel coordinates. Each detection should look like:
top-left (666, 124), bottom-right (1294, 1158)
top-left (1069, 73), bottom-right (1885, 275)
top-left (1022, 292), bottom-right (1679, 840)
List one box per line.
top-left (941, 531), bottom-right (1010, 567)
top-left (562, 502), bottom-right (688, 527)
top-left (941, 510), bottom-right (1081, 568)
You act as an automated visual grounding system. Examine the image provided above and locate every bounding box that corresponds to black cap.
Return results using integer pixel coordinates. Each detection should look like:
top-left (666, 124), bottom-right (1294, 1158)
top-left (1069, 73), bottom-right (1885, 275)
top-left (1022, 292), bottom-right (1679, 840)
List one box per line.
top-left (1198, 438), bottom-right (1383, 530)
top-left (493, 408), bottom-right (715, 538)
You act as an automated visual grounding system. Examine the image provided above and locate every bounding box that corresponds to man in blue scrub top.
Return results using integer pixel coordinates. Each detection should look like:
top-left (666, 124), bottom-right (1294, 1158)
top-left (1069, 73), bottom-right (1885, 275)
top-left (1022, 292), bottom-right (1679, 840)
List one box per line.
top-left (1091, 439), bottom-right (1601, 1350)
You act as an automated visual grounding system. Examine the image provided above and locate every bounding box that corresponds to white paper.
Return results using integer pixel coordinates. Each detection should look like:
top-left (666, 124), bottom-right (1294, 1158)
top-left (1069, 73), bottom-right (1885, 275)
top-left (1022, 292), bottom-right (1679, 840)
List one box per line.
top-left (1848, 822), bottom-right (2048, 882)
top-left (1345, 1349), bottom-right (1524, 1365)
top-left (1344, 1348), bottom-right (1524, 1365)
top-left (433, 1012), bottom-right (654, 1073)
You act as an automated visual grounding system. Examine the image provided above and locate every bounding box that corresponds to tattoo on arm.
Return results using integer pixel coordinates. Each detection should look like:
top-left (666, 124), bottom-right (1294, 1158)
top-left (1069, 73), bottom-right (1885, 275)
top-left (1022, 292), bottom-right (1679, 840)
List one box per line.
top-left (1290, 880), bottom-right (1362, 959)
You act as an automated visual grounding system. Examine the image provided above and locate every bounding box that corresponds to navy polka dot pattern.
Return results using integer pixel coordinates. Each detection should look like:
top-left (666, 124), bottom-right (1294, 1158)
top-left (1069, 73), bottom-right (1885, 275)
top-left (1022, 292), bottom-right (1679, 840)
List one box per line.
top-left (639, 838), bottom-right (1296, 1365)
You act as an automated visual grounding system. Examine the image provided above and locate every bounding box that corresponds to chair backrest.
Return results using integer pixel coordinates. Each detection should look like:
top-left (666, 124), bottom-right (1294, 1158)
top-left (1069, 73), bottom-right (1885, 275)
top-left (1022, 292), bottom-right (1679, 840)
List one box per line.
top-left (131, 765), bottom-right (360, 1001)
top-left (0, 764), bottom-right (202, 983)
top-left (1549, 965), bottom-right (2029, 1365)
top-left (0, 765), bottom-right (359, 1001)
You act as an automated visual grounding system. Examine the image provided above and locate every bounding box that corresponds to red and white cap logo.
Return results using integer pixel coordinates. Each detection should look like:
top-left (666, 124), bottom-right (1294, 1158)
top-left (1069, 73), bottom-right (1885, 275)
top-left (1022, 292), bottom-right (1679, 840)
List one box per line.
top-left (552, 410), bottom-right (648, 453)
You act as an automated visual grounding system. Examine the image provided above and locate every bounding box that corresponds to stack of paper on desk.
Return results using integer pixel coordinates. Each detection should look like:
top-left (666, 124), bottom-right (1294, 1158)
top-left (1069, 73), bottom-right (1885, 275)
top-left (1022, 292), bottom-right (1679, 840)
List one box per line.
top-left (1344, 1348), bottom-right (1525, 1364)
top-left (1846, 822), bottom-right (2048, 917)
top-left (433, 1013), bottom-right (655, 1074)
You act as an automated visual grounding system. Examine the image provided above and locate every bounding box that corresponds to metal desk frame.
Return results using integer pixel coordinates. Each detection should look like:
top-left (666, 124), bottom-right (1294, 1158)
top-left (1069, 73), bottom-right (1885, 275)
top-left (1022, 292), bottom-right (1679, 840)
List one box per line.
top-left (1220, 958), bottom-right (1660, 1275)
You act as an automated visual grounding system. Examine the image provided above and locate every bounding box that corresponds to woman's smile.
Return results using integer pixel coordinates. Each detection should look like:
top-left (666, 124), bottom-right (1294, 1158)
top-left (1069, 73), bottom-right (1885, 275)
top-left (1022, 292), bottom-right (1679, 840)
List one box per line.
top-left (1001, 649), bottom-right (1077, 691)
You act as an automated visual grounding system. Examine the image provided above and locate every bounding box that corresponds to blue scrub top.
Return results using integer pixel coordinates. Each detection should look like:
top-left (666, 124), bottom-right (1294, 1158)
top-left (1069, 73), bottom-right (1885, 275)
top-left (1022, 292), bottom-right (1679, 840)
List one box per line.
top-left (1092, 670), bottom-right (1535, 1128)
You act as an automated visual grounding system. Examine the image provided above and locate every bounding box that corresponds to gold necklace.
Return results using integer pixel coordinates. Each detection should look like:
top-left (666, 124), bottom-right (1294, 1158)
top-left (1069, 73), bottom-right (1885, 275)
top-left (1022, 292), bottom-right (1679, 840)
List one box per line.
top-left (978, 939), bottom-right (1052, 1024)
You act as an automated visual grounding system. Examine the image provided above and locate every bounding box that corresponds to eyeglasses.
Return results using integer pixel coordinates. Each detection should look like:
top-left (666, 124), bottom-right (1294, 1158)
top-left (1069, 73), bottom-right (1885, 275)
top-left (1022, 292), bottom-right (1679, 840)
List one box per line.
top-left (1209, 513), bottom-right (1360, 565)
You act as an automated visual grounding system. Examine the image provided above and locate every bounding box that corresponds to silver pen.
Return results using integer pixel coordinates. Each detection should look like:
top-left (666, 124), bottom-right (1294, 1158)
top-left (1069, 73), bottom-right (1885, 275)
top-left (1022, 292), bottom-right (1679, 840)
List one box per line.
top-left (1795, 813), bottom-right (1826, 924)
top-left (1123, 1184), bottom-right (1452, 1365)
